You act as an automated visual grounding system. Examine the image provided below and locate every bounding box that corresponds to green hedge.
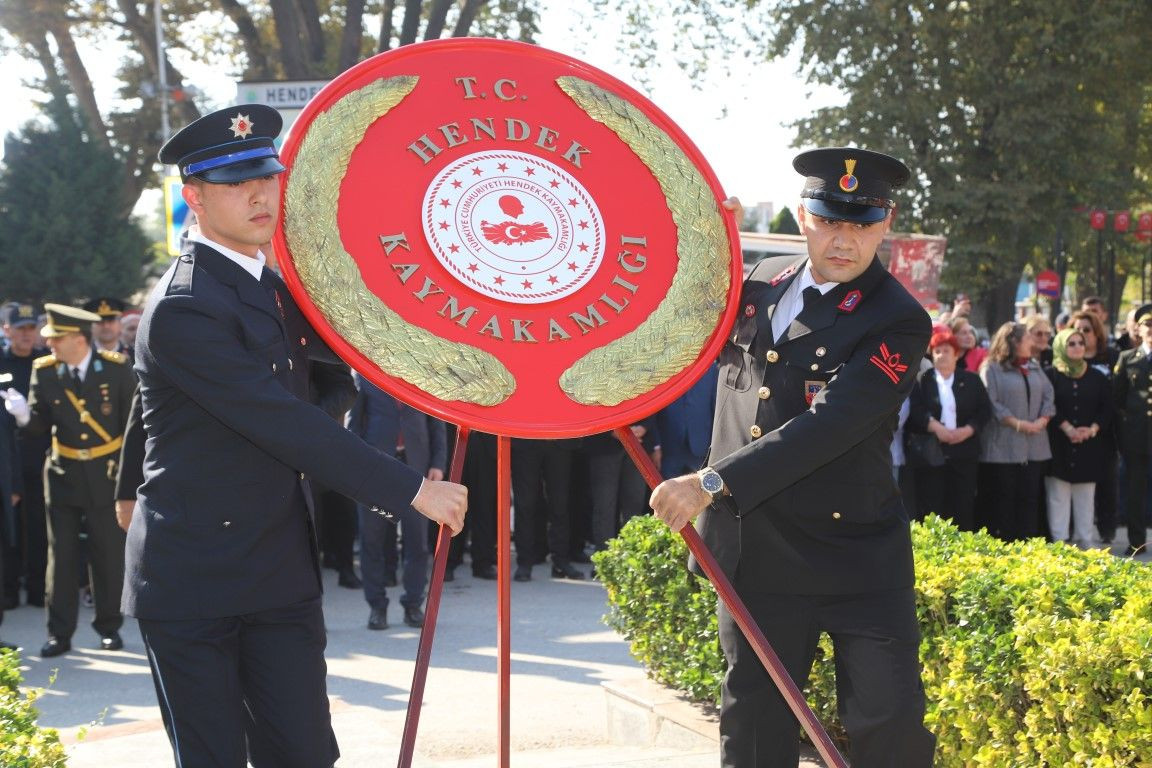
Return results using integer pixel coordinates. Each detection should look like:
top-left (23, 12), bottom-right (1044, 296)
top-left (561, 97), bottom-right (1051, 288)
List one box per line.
top-left (0, 649), bottom-right (67, 767)
top-left (592, 514), bottom-right (1152, 766)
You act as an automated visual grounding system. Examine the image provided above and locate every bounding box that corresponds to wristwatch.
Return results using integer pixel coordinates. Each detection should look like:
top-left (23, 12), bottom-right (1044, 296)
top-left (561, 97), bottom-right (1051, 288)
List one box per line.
top-left (697, 467), bottom-right (727, 501)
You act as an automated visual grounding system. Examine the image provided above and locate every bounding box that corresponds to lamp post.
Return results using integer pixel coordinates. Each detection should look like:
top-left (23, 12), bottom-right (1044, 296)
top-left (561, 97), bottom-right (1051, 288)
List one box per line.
top-left (154, 0), bottom-right (169, 142)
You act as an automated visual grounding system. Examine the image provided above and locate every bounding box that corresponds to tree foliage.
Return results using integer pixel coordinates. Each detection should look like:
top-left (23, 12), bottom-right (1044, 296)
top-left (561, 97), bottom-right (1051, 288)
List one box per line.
top-left (770, 205), bottom-right (799, 235)
top-left (0, 1), bottom-right (544, 215)
top-left (0, 94), bottom-right (150, 305)
top-left (593, 0), bottom-right (1152, 322)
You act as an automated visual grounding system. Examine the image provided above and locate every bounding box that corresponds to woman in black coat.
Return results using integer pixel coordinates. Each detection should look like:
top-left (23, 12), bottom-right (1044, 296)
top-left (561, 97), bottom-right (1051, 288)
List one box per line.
top-left (1043, 327), bottom-right (1112, 548)
top-left (905, 330), bottom-right (992, 530)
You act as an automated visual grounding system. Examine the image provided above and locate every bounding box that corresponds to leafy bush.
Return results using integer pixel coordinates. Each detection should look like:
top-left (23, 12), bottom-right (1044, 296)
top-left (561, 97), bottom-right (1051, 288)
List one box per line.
top-left (592, 514), bottom-right (1152, 766)
top-left (0, 649), bottom-right (68, 767)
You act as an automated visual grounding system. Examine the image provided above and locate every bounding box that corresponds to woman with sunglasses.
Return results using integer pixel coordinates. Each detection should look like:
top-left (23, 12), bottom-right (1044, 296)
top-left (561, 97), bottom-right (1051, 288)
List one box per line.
top-left (1043, 328), bottom-right (1112, 548)
top-left (1069, 309), bottom-right (1121, 544)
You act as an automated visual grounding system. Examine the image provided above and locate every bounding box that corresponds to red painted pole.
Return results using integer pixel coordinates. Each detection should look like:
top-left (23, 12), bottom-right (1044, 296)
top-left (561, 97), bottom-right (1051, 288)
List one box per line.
top-left (496, 435), bottom-right (512, 768)
top-left (396, 426), bottom-right (471, 768)
top-left (613, 426), bottom-right (848, 768)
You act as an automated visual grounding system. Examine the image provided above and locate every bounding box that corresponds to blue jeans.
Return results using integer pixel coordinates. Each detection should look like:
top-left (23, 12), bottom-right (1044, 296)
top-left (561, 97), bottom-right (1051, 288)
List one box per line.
top-left (358, 504), bottom-right (428, 610)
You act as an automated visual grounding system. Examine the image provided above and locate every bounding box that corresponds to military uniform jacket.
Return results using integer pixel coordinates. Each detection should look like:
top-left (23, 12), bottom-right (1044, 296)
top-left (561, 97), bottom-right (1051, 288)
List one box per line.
top-left (124, 242), bottom-right (425, 621)
top-left (1113, 344), bottom-right (1152, 456)
top-left (700, 255), bottom-right (930, 595)
top-left (25, 349), bottom-right (135, 508)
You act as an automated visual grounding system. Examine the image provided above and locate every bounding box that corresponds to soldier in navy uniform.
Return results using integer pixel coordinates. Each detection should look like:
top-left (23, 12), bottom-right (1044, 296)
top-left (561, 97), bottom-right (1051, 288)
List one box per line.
top-left (0, 302), bottom-right (50, 609)
top-left (5, 303), bottom-right (135, 657)
top-left (1113, 306), bottom-right (1152, 556)
top-left (126, 104), bottom-right (467, 768)
top-left (651, 148), bottom-right (935, 767)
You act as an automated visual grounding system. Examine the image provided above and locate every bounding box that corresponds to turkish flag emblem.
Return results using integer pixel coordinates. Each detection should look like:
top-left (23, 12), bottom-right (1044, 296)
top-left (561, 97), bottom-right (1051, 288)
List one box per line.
top-left (1090, 210), bottom-right (1107, 230)
top-left (1115, 211), bottom-right (1131, 232)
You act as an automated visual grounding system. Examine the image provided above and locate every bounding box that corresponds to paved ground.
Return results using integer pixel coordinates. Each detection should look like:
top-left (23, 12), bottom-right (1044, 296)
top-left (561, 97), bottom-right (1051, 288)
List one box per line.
top-left (2, 526), bottom-right (1145, 767)
top-left (1, 557), bottom-right (732, 767)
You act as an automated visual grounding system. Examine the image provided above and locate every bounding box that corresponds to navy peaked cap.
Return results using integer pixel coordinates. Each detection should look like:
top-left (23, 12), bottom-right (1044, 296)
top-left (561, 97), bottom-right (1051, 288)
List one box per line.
top-left (794, 147), bottom-right (911, 223)
top-left (159, 104), bottom-right (285, 183)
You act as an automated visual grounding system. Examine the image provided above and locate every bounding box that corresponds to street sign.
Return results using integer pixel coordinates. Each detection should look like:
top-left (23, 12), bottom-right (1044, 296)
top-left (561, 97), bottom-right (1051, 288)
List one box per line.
top-left (1036, 269), bottom-right (1060, 299)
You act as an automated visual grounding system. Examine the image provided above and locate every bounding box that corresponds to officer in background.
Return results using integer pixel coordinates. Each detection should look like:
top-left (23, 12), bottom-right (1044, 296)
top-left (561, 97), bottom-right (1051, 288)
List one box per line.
top-left (0, 302), bottom-right (50, 608)
top-left (82, 298), bottom-right (129, 356)
top-left (129, 104), bottom-right (467, 767)
top-left (1113, 306), bottom-right (1152, 556)
top-left (650, 148), bottom-right (935, 767)
top-left (6, 303), bottom-right (134, 657)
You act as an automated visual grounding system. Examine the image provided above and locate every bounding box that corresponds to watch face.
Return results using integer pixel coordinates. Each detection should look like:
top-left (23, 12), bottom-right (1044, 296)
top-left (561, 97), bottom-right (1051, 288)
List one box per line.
top-left (701, 471), bottom-right (724, 494)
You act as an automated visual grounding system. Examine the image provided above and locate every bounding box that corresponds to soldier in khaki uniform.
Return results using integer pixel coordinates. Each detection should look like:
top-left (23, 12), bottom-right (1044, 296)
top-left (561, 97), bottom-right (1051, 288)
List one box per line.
top-left (8, 303), bottom-right (135, 656)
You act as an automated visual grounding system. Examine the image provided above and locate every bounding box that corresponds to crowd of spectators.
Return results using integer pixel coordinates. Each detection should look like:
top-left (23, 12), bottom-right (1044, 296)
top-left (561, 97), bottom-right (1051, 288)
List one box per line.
top-left (0, 296), bottom-right (713, 643)
top-left (901, 292), bottom-right (1151, 555)
top-left (0, 282), bottom-right (1147, 652)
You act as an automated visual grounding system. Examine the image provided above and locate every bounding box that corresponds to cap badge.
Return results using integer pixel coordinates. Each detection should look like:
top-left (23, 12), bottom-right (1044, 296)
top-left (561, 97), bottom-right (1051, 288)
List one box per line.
top-left (229, 113), bottom-right (254, 139)
top-left (838, 158), bottom-right (859, 193)
top-left (97, 300), bottom-right (113, 315)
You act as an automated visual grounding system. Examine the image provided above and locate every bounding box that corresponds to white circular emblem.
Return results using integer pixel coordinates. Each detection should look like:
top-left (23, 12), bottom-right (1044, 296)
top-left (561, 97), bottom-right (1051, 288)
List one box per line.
top-left (422, 150), bottom-right (605, 304)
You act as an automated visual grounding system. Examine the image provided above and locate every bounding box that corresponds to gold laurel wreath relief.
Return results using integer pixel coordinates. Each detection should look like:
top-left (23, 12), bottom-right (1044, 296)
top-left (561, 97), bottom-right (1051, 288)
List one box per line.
top-left (556, 77), bottom-right (732, 407)
top-left (283, 76), bottom-right (516, 405)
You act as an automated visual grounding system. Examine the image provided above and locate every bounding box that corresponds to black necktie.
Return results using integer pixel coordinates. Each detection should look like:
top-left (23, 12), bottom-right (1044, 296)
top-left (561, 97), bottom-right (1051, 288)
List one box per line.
top-left (802, 286), bottom-right (822, 310)
top-left (70, 367), bottom-right (81, 388)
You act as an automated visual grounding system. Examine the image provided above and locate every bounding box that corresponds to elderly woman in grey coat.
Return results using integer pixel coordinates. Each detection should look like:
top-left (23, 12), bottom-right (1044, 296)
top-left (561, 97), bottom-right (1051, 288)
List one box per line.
top-left (979, 321), bottom-right (1056, 541)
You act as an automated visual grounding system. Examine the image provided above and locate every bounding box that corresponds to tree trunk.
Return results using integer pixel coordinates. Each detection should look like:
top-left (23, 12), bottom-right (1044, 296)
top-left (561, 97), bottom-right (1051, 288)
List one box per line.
top-left (399, 0), bottom-right (422, 46)
top-left (338, 0), bottom-right (366, 71)
top-left (377, 0), bottom-right (396, 52)
top-left (423, 0), bottom-right (453, 40)
top-left (269, 0), bottom-right (309, 78)
top-left (453, 0), bottom-right (490, 37)
top-left (44, 17), bottom-right (108, 149)
top-left (216, 0), bottom-right (271, 78)
top-left (296, 0), bottom-right (326, 67)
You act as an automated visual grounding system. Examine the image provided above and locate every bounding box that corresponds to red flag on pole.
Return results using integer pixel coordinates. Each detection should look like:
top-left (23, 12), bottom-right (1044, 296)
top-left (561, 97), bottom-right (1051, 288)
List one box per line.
top-left (1115, 211), bottom-right (1131, 232)
top-left (1090, 210), bottom-right (1107, 230)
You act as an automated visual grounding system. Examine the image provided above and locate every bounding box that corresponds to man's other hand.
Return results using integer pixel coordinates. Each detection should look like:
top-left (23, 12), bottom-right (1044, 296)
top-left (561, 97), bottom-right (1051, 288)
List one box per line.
top-left (116, 499), bottom-right (136, 532)
top-left (412, 480), bottom-right (468, 535)
top-left (650, 474), bottom-right (711, 532)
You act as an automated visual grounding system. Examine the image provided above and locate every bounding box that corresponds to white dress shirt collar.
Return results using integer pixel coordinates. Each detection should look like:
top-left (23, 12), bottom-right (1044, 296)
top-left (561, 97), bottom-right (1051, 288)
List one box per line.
top-left (190, 231), bottom-right (267, 281)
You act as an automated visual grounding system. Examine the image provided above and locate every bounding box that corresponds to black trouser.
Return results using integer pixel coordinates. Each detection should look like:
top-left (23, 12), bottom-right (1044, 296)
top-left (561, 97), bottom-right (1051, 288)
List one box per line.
top-left (587, 447), bottom-right (648, 549)
top-left (139, 597), bottom-right (337, 768)
top-left (450, 431), bottom-right (497, 571)
top-left (981, 461), bottom-right (1045, 541)
top-left (914, 459), bottom-right (979, 531)
top-left (46, 501), bottom-right (124, 639)
top-left (510, 439), bottom-right (575, 567)
top-left (1123, 451), bottom-right (1149, 553)
top-left (718, 587), bottom-right (935, 768)
top-left (3, 469), bottom-right (47, 604)
top-left (312, 483), bottom-right (356, 570)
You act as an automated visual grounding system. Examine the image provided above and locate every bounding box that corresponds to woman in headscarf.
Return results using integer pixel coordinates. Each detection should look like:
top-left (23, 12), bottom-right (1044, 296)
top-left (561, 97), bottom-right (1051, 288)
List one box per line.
top-left (979, 322), bottom-right (1056, 540)
top-left (1043, 328), bottom-right (1112, 548)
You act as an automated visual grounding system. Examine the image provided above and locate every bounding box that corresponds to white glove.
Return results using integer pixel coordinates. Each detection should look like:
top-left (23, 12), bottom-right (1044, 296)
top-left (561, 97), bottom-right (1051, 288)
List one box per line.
top-left (3, 389), bottom-right (29, 427)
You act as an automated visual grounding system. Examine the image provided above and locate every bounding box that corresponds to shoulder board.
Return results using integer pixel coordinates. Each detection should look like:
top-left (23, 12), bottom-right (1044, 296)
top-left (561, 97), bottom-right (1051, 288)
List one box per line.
top-left (33, 354), bottom-right (57, 370)
top-left (97, 349), bottom-right (128, 365)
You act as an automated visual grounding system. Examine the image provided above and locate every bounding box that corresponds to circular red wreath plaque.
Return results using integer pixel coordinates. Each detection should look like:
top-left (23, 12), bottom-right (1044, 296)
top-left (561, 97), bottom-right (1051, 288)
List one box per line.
top-left (275, 39), bottom-right (741, 438)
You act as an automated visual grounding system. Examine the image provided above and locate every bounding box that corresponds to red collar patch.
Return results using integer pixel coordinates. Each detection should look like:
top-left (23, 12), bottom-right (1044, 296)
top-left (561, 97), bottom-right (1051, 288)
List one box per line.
top-left (869, 342), bottom-right (909, 384)
top-left (837, 290), bottom-right (862, 312)
top-left (770, 264), bottom-right (798, 286)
